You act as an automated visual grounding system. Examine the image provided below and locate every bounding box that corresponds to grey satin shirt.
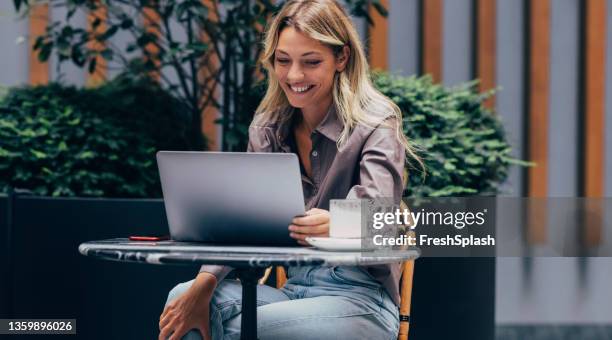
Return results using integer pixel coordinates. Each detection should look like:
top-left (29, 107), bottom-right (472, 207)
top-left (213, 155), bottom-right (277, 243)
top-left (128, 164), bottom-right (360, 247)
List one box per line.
top-left (200, 105), bottom-right (406, 306)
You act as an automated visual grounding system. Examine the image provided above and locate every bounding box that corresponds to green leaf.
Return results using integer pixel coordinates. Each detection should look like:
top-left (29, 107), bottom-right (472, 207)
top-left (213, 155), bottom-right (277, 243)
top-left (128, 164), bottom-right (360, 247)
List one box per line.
top-left (71, 48), bottom-right (86, 66)
top-left (61, 26), bottom-right (73, 36)
top-left (465, 156), bottom-right (483, 165)
top-left (38, 44), bottom-right (52, 62)
top-left (100, 49), bottom-right (113, 61)
top-left (77, 151), bottom-right (95, 159)
top-left (120, 18), bottom-right (133, 29)
top-left (125, 43), bottom-right (138, 53)
top-left (99, 25), bottom-right (119, 41)
top-left (88, 57), bottom-right (97, 74)
top-left (30, 149), bottom-right (47, 159)
top-left (0, 147), bottom-right (20, 157)
top-left (372, 1), bottom-right (388, 17)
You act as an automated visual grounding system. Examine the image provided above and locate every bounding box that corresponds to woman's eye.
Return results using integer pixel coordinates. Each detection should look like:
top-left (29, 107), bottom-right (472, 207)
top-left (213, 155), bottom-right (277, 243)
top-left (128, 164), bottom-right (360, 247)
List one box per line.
top-left (276, 58), bottom-right (290, 65)
top-left (305, 60), bottom-right (321, 66)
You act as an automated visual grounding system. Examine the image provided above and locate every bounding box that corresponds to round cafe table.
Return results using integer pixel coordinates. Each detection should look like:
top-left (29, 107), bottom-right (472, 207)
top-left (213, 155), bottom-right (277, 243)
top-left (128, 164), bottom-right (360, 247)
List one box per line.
top-left (79, 238), bottom-right (419, 340)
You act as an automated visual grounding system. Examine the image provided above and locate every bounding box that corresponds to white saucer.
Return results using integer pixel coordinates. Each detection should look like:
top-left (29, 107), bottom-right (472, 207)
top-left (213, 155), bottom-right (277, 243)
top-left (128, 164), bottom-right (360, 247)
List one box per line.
top-left (306, 237), bottom-right (365, 251)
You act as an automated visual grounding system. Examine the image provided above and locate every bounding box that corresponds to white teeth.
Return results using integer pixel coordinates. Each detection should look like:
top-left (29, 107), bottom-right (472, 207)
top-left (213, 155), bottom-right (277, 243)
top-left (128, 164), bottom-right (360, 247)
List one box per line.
top-left (290, 85), bottom-right (312, 93)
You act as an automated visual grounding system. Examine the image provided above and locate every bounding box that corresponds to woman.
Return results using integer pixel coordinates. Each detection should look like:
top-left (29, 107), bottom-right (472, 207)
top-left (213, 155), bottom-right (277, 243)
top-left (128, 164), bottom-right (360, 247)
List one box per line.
top-left (159, 1), bottom-right (421, 339)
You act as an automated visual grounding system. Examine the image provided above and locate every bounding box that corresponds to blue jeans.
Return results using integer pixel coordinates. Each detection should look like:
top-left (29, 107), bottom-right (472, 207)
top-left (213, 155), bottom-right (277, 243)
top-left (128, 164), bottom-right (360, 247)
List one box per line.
top-left (165, 265), bottom-right (399, 340)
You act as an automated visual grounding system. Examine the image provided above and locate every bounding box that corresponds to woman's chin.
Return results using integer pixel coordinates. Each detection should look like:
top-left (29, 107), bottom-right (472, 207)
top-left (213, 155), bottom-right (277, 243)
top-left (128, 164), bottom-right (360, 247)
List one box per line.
top-left (286, 97), bottom-right (309, 108)
top-left (283, 89), bottom-right (318, 108)
top-left (288, 101), bottom-right (306, 108)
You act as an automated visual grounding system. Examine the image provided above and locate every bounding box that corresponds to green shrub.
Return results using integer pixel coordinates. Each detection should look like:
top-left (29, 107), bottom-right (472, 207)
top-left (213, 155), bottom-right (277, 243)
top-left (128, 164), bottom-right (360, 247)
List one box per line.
top-left (373, 72), bottom-right (529, 197)
top-left (0, 71), bottom-right (526, 198)
top-left (0, 77), bottom-right (192, 197)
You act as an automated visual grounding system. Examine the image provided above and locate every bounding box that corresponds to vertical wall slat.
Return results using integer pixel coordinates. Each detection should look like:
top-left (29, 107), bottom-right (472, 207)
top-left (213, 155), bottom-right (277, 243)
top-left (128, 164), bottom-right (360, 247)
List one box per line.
top-left (422, 0), bottom-right (443, 82)
top-left (143, 6), bottom-right (162, 81)
top-left (527, 0), bottom-right (550, 198)
top-left (582, 0), bottom-right (606, 246)
top-left (476, 0), bottom-right (496, 109)
top-left (369, 0), bottom-right (389, 70)
top-left (86, 3), bottom-right (107, 87)
top-left (388, 0), bottom-right (420, 77)
top-left (201, 0), bottom-right (219, 150)
top-left (584, 0), bottom-right (607, 198)
top-left (549, 0), bottom-right (580, 197)
top-left (496, 0), bottom-right (526, 197)
top-left (442, 0), bottom-right (472, 86)
top-left (28, 3), bottom-right (49, 85)
top-left (526, 0), bottom-right (551, 244)
top-left (605, 0), bottom-right (612, 197)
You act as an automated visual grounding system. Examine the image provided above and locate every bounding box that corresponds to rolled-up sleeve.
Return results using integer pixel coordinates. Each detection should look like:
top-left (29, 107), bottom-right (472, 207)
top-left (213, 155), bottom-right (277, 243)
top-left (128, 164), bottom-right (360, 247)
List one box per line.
top-left (198, 264), bottom-right (233, 281)
top-left (346, 117), bottom-right (405, 201)
top-left (247, 125), bottom-right (274, 153)
top-left (344, 117), bottom-right (406, 306)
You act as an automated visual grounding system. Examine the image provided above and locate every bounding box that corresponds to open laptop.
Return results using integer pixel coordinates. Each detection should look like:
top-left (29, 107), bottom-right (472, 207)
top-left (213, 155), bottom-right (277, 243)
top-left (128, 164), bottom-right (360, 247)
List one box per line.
top-left (156, 151), bottom-right (305, 246)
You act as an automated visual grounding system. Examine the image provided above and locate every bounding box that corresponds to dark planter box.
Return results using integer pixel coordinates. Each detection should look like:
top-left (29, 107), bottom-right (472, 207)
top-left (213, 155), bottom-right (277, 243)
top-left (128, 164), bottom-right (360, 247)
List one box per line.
top-left (1, 195), bottom-right (496, 339)
top-left (0, 194), bottom-right (9, 317)
top-left (5, 195), bottom-right (195, 340)
top-left (410, 258), bottom-right (495, 340)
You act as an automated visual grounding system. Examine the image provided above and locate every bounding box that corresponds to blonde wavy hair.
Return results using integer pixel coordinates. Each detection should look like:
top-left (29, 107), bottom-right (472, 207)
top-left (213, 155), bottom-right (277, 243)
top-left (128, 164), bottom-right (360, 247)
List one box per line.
top-left (256, 0), bottom-right (423, 173)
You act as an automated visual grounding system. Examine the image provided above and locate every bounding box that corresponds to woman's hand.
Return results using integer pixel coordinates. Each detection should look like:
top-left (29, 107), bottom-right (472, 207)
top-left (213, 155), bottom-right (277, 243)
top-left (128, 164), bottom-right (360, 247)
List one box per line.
top-left (158, 273), bottom-right (217, 340)
top-left (289, 208), bottom-right (330, 246)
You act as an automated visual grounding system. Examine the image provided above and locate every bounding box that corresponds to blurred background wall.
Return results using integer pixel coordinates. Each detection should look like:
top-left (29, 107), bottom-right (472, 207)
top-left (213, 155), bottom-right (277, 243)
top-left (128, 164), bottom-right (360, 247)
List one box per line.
top-left (1, 0), bottom-right (611, 329)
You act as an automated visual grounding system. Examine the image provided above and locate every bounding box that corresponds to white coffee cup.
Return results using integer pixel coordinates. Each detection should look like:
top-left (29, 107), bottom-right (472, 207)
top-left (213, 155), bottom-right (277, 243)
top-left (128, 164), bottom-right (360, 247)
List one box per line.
top-left (329, 199), bottom-right (363, 238)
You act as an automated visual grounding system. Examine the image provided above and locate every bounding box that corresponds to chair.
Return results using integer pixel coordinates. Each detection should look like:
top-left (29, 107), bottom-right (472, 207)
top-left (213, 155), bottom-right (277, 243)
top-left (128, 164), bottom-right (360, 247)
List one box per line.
top-left (397, 260), bottom-right (415, 340)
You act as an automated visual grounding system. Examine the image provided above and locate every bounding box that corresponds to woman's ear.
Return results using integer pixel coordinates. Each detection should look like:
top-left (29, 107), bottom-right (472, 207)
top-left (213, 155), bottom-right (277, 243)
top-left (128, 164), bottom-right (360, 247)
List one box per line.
top-left (336, 45), bottom-right (350, 72)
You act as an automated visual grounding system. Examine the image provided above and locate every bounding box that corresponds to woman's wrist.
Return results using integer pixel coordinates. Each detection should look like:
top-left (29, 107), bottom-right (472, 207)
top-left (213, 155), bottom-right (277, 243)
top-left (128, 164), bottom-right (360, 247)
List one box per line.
top-left (192, 272), bottom-right (218, 297)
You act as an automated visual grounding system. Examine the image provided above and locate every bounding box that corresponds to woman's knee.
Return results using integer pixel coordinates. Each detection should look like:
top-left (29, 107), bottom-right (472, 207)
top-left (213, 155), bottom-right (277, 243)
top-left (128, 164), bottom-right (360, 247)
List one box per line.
top-left (166, 279), bottom-right (195, 305)
top-left (167, 278), bottom-right (236, 307)
top-left (179, 329), bottom-right (204, 340)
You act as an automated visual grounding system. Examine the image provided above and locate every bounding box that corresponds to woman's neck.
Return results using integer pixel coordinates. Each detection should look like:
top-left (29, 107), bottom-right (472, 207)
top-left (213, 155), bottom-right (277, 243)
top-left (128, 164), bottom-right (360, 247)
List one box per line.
top-left (299, 98), bottom-right (332, 132)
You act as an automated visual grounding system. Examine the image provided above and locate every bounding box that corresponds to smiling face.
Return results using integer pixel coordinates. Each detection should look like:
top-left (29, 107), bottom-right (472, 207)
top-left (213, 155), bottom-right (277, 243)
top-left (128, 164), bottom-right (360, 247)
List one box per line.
top-left (274, 26), bottom-right (347, 118)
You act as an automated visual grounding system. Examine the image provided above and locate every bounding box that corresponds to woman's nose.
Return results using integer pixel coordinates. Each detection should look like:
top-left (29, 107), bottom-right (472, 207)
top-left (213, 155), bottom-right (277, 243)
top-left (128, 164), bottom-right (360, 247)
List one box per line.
top-left (287, 64), bottom-right (304, 82)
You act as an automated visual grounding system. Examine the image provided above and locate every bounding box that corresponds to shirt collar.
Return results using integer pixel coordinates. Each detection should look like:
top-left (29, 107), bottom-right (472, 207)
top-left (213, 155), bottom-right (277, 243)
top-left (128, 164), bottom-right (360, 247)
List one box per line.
top-left (276, 105), bottom-right (343, 144)
top-left (315, 105), bottom-right (343, 142)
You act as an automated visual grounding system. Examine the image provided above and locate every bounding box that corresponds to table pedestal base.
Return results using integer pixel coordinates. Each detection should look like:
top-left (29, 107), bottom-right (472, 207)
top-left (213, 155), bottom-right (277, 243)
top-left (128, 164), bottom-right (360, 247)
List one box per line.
top-left (235, 268), bottom-right (265, 340)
